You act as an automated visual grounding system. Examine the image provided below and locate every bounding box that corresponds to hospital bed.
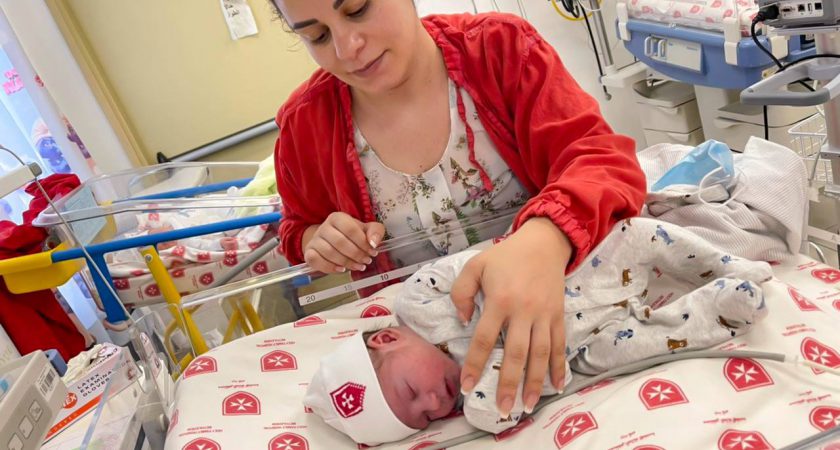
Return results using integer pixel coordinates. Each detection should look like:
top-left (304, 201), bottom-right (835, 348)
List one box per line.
top-left (617, 0), bottom-right (812, 89)
top-left (71, 208), bottom-right (840, 450)
top-left (616, 0), bottom-right (821, 150)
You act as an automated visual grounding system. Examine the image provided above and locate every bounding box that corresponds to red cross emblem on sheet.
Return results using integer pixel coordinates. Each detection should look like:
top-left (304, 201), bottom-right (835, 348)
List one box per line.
top-left (222, 391), bottom-right (261, 415)
top-left (554, 412), bottom-right (598, 448)
top-left (330, 382), bottom-right (366, 418)
top-left (223, 251), bottom-right (238, 267)
top-left (253, 261), bottom-right (269, 274)
top-left (268, 432), bottom-right (309, 450)
top-left (787, 287), bottom-right (821, 312)
top-left (810, 405), bottom-right (840, 431)
top-left (294, 315), bottom-right (326, 328)
top-left (182, 437), bottom-right (221, 450)
top-left (495, 416), bottom-right (535, 441)
top-left (811, 267), bottom-right (840, 284)
top-left (260, 350), bottom-right (298, 372)
top-left (184, 356), bottom-right (217, 379)
top-left (717, 430), bottom-right (773, 450)
top-left (800, 337), bottom-right (840, 374)
top-left (638, 378), bottom-right (688, 410)
top-left (723, 358), bottom-right (774, 391)
top-left (361, 305), bottom-right (391, 318)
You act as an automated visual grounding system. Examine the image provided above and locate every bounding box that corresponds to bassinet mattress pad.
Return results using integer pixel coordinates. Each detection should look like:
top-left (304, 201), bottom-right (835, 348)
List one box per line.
top-left (166, 255), bottom-right (840, 450)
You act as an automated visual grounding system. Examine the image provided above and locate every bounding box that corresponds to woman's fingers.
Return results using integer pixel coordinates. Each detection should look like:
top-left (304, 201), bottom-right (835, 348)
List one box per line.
top-left (549, 306), bottom-right (568, 391)
top-left (497, 317), bottom-right (532, 418)
top-left (305, 239), bottom-right (350, 273)
top-left (303, 213), bottom-right (385, 272)
top-left (450, 257), bottom-right (483, 324)
top-left (364, 221), bottom-right (385, 251)
top-left (524, 318), bottom-right (551, 413)
top-left (319, 226), bottom-right (371, 269)
top-left (459, 306), bottom-right (505, 396)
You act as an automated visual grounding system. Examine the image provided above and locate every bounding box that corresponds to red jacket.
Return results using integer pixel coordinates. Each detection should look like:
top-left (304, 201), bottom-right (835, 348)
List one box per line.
top-left (274, 13), bottom-right (646, 270)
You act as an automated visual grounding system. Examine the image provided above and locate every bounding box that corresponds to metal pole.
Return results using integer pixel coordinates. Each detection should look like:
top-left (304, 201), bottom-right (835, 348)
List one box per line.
top-left (587, 0), bottom-right (614, 69)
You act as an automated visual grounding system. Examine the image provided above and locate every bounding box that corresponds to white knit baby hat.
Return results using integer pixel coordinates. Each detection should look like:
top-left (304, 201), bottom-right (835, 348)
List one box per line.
top-left (303, 332), bottom-right (419, 445)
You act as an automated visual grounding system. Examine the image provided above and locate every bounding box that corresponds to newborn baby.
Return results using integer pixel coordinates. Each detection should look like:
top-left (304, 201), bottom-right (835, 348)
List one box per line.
top-left (304, 218), bottom-right (774, 445)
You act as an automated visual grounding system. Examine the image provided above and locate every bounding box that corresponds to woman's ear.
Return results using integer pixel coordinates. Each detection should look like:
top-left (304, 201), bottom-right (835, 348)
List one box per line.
top-left (365, 328), bottom-right (402, 349)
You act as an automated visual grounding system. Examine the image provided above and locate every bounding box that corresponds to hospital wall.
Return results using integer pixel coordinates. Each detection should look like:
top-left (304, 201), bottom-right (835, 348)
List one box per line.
top-left (45, 0), bottom-right (644, 167)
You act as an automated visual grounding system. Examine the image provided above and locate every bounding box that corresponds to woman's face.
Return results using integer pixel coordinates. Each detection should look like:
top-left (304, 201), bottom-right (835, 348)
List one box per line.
top-left (274, 0), bottom-right (422, 94)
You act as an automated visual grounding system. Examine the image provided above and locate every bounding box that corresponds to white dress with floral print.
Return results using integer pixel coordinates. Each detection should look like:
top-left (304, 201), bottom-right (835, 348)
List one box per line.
top-left (356, 80), bottom-right (528, 265)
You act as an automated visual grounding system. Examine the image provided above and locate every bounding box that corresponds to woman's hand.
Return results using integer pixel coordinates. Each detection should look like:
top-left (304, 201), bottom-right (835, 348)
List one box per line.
top-left (302, 212), bottom-right (385, 273)
top-left (451, 217), bottom-right (572, 418)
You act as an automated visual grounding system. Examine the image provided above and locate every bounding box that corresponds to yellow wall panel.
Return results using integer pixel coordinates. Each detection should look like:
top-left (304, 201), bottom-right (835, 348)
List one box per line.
top-left (61, 0), bottom-right (316, 162)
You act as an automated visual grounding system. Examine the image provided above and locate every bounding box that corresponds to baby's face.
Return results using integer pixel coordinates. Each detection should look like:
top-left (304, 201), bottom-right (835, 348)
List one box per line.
top-left (369, 327), bottom-right (461, 430)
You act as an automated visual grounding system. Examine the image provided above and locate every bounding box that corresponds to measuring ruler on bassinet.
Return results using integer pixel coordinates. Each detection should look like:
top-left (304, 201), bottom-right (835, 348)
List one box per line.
top-left (298, 259), bottom-right (441, 306)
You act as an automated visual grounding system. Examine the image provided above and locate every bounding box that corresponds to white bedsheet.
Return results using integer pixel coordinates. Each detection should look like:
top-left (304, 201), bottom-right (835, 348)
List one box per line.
top-left (165, 255), bottom-right (840, 450)
top-left (626, 0), bottom-right (759, 35)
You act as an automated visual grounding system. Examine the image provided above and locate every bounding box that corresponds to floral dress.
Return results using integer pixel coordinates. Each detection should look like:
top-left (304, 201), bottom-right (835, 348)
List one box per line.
top-left (355, 79), bottom-right (528, 264)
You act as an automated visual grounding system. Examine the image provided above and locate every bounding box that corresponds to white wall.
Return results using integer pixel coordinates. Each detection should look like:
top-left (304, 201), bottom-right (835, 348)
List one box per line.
top-left (417, 0), bottom-right (646, 147)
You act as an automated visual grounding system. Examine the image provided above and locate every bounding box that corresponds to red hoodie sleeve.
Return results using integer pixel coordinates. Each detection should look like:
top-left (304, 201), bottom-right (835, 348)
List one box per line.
top-left (500, 20), bottom-right (646, 270)
top-left (274, 112), bottom-right (318, 266)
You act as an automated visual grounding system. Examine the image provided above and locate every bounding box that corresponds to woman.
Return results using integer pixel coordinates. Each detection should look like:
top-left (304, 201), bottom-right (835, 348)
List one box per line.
top-left (270, 0), bottom-right (646, 420)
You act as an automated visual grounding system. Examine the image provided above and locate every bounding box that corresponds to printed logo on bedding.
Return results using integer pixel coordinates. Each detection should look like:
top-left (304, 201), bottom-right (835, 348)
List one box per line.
top-left (834, 299), bottom-right (840, 312)
top-left (222, 391), bottom-right (261, 416)
top-left (716, 429), bottom-right (773, 450)
top-left (723, 358), bottom-right (774, 391)
top-left (268, 432), bottom-right (309, 450)
top-left (171, 268), bottom-right (185, 278)
top-left (554, 412), bottom-right (597, 448)
top-left (182, 437), bottom-right (221, 450)
top-left (638, 378), bottom-right (688, 410)
top-left (253, 261), bottom-right (269, 275)
top-left (809, 405), bottom-right (840, 431)
top-left (800, 337), bottom-right (840, 374)
top-left (495, 416), bottom-right (535, 441)
top-left (634, 446), bottom-right (665, 450)
top-left (811, 268), bottom-right (840, 284)
top-left (330, 382), bottom-right (366, 418)
top-left (172, 245), bottom-right (186, 257)
top-left (294, 315), bottom-right (326, 327)
top-left (113, 279), bottom-right (129, 290)
top-left (184, 356), bottom-right (217, 378)
top-left (788, 287), bottom-right (821, 312)
top-left (144, 284), bottom-right (160, 297)
top-left (577, 379), bottom-right (615, 395)
top-left (260, 350), bottom-right (297, 372)
top-left (200, 272), bottom-right (215, 286)
top-left (361, 305), bottom-right (391, 318)
top-left (197, 251), bottom-right (212, 262)
top-left (223, 250), bottom-right (238, 267)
